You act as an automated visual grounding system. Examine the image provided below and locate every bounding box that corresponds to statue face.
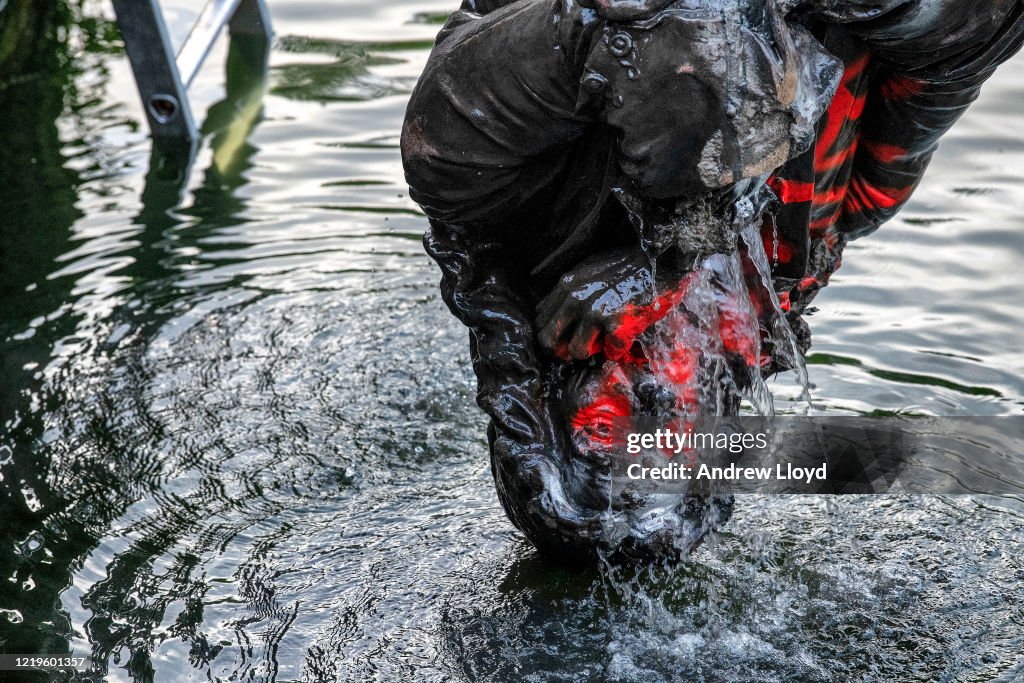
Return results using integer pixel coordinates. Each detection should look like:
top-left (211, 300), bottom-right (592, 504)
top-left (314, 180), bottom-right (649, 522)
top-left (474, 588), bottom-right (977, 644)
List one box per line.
top-left (561, 251), bottom-right (766, 463)
top-left (564, 360), bottom-right (638, 458)
top-left (562, 354), bottom-right (690, 462)
top-left (558, 329), bottom-right (734, 561)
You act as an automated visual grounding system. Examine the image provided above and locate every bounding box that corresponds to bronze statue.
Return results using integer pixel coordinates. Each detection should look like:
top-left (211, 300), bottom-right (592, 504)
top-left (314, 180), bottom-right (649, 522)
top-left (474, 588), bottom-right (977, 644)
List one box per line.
top-left (401, 0), bottom-right (1024, 562)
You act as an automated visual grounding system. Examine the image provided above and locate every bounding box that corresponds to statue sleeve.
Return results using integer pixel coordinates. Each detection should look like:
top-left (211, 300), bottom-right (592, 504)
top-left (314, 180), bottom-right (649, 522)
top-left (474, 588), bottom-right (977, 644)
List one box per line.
top-left (810, 0), bottom-right (1024, 238)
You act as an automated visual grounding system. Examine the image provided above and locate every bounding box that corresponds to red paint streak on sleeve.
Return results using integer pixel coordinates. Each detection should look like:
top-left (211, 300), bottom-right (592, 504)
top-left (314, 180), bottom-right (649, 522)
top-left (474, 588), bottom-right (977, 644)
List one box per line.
top-left (863, 140), bottom-right (908, 164)
top-left (809, 210), bottom-right (841, 234)
top-left (768, 176), bottom-right (815, 204)
top-left (814, 54), bottom-right (870, 172)
top-left (812, 185), bottom-right (848, 208)
top-left (879, 74), bottom-right (926, 100)
top-left (843, 175), bottom-right (913, 213)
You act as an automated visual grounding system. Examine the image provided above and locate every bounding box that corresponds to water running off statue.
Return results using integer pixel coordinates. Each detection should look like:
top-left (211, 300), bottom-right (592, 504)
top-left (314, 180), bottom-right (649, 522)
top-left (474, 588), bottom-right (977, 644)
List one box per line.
top-left (400, 0), bottom-right (1024, 562)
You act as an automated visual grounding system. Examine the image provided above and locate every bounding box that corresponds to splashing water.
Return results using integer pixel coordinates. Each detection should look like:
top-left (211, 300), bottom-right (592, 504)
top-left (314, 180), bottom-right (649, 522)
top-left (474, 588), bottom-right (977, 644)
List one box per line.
top-left (614, 186), bottom-right (813, 422)
top-left (739, 221), bottom-right (814, 411)
top-left (641, 248), bottom-right (774, 419)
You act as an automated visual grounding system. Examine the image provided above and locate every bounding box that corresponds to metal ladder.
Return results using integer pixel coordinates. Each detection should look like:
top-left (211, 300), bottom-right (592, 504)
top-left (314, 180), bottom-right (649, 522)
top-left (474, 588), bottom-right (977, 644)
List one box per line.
top-left (111, 0), bottom-right (272, 150)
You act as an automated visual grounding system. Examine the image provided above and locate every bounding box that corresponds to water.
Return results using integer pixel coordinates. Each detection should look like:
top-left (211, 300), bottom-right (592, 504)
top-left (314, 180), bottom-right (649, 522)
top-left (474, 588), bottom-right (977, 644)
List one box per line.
top-left (1, 1), bottom-right (1023, 681)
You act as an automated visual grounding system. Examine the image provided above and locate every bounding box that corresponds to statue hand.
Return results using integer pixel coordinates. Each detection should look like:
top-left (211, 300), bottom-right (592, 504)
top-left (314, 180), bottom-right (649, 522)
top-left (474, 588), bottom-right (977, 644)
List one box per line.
top-left (536, 249), bottom-right (676, 361)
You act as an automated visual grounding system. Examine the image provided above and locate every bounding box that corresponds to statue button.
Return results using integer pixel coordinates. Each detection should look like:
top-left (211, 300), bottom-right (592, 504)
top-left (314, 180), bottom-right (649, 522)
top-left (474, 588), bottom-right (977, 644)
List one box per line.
top-left (608, 32), bottom-right (633, 58)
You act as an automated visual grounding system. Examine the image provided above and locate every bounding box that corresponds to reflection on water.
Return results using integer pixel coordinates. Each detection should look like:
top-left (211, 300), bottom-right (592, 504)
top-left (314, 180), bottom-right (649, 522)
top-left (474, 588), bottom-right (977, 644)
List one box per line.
top-left (271, 35), bottom-right (429, 102)
top-left (0, 0), bottom-right (1022, 681)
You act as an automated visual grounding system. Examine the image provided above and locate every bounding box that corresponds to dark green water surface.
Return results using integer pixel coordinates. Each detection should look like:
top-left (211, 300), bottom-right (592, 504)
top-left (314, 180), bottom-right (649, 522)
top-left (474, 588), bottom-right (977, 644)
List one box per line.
top-left (1, 1), bottom-right (1023, 681)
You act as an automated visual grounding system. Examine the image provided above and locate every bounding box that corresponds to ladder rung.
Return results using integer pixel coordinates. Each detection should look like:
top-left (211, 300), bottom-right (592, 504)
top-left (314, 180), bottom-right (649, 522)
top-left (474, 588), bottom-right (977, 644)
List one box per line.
top-left (177, 0), bottom-right (246, 88)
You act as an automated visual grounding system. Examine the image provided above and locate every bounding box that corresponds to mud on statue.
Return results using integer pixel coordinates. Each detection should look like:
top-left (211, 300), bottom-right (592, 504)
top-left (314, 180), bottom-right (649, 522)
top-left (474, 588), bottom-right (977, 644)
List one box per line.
top-left (400, 0), bottom-right (1024, 562)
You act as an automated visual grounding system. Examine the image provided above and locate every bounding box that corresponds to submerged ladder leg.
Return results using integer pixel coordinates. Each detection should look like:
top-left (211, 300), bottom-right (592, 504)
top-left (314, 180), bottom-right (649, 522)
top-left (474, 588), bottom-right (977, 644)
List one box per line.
top-left (111, 0), bottom-right (272, 151)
